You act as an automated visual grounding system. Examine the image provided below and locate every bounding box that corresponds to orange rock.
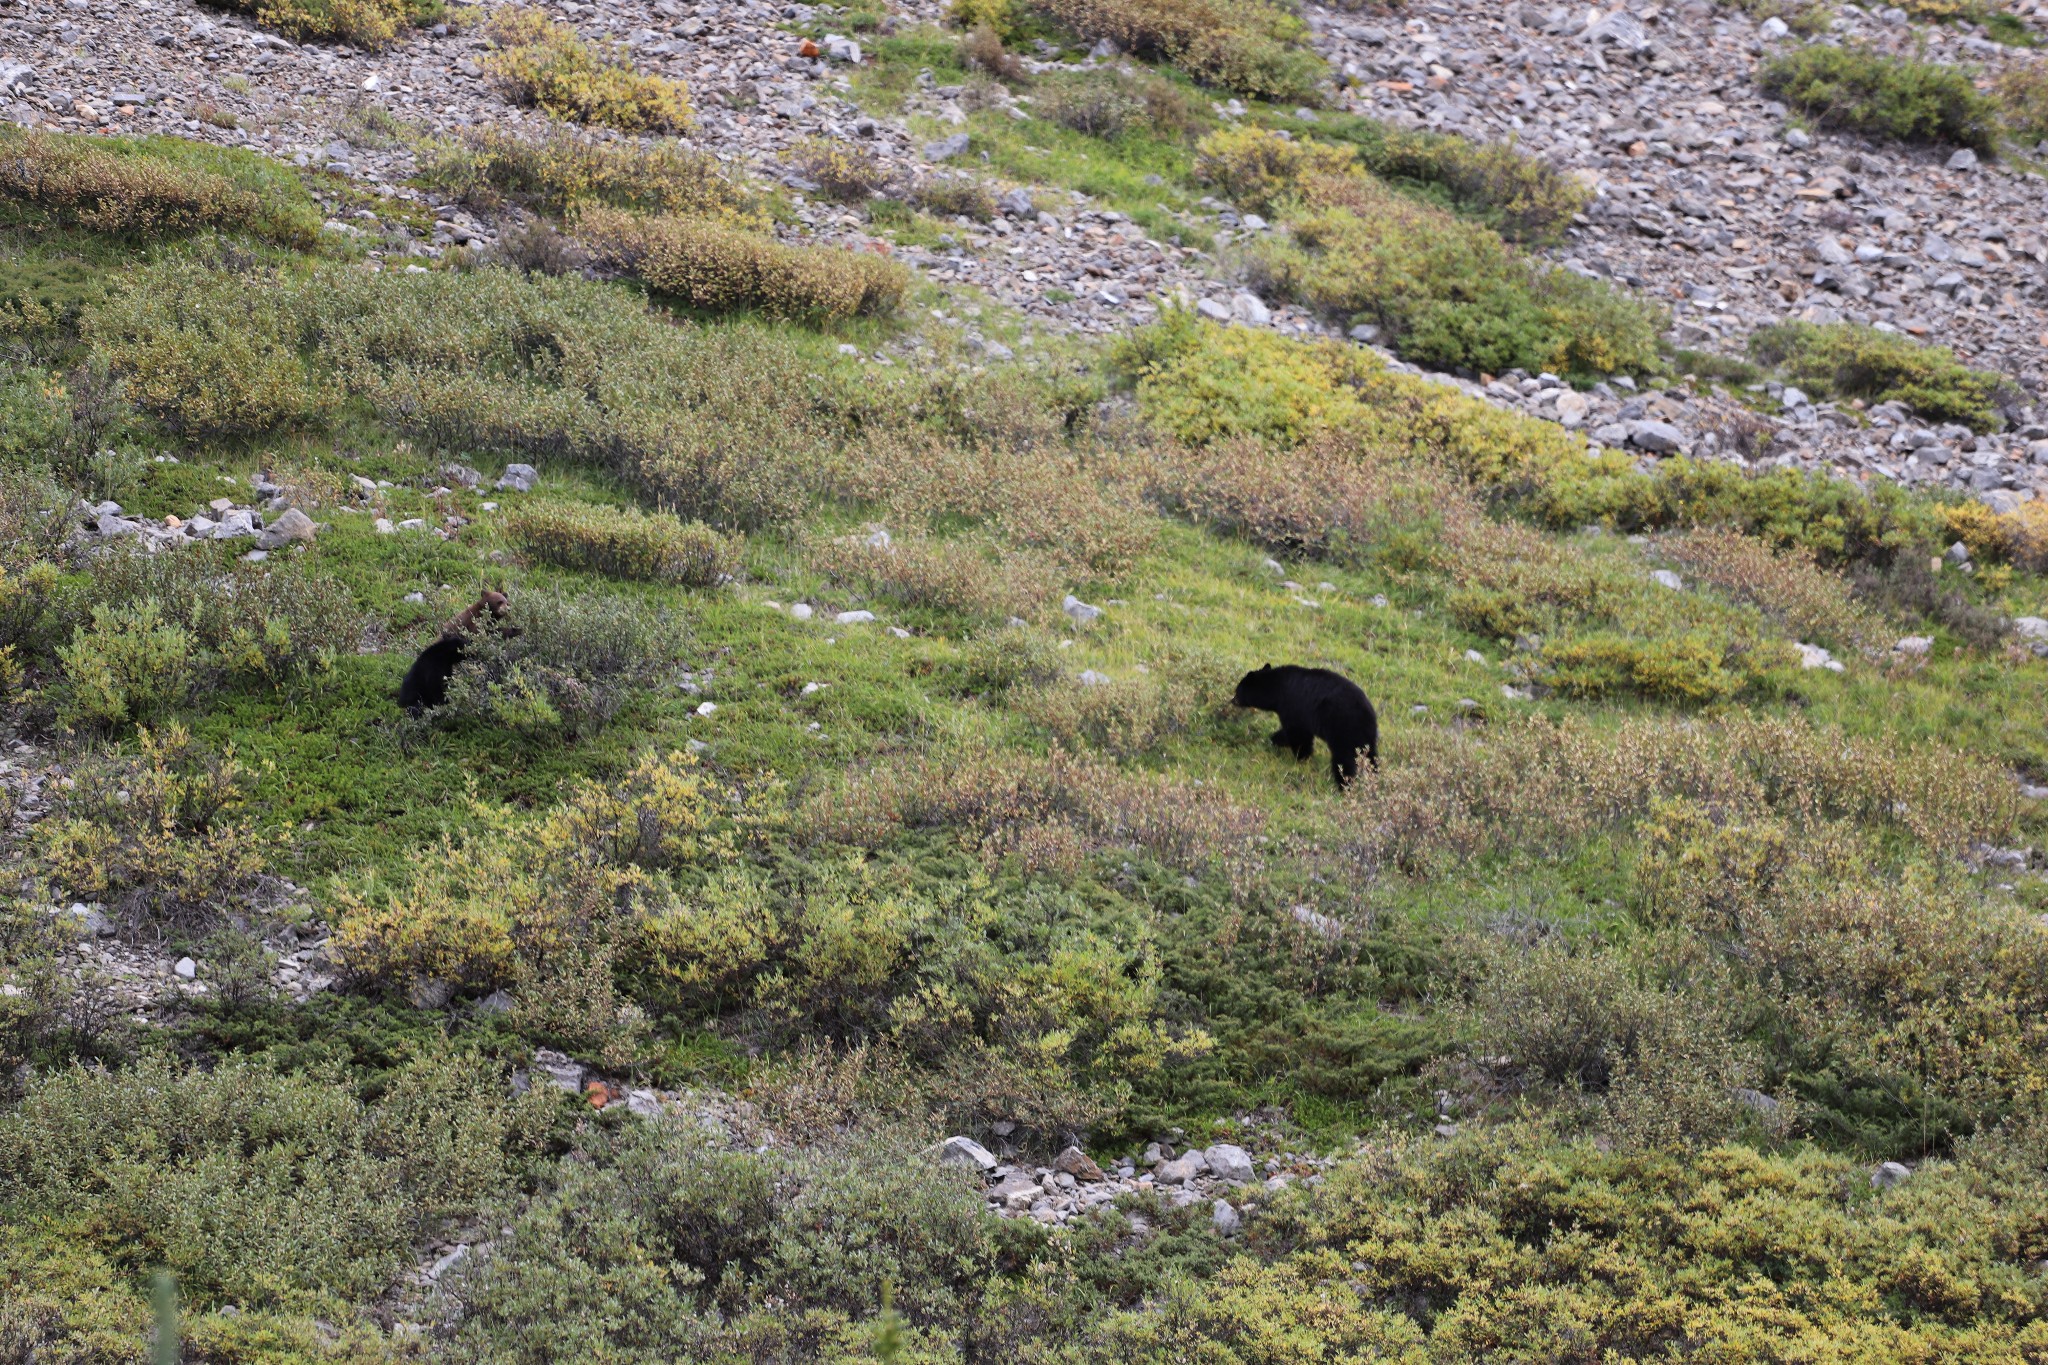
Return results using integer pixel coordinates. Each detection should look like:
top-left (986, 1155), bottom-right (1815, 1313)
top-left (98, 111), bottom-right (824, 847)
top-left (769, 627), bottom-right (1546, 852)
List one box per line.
top-left (800, 39), bottom-right (819, 57)
top-left (586, 1080), bottom-right (614, 1109)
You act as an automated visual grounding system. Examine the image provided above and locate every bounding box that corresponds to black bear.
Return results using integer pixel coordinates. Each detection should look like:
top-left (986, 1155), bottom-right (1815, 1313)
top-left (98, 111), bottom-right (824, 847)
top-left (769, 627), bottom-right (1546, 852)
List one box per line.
top-left (398, 590), bottom-right (511, 715)
top-left (1232, 663), bottom-right (1379, 791)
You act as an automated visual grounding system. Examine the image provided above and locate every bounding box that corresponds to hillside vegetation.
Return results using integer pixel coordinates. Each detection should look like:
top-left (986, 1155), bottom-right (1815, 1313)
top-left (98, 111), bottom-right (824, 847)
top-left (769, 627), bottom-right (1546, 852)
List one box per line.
top-left (7, 118), bottom-right (2048, 1365)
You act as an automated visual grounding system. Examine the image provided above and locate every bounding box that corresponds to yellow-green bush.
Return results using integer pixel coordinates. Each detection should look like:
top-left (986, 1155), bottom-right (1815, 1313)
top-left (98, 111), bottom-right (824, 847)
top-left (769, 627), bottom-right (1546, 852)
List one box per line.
top-left (52, 600), bottom-right (194, 731)
top-left (80, 260), bottom-right (327, 435)
top-left (30, 726), bottom-right (281, 932)
top-left (0, 128), bottom-right (321, 248)
top-left (786, 137), bottom-right (895, 203)
top-left (418, 123), bottom-right (752, 219)
top-left (1193, 125), bottom-right (1359, 216)
top-left (578, 206), bottom-right (910, 321)
top-left (1750, 320), bottom-right (2020, 433)
top-left (1259, 170), bottom-right (1665, 380)
top-left (1033, 0), bottom-right (1324, 101)
top-left (484, 6), bottom-right (693, 132)
top-left (208, 0), bottom-right (438, 47)
top-left (507, 501), bottom-right (737, 586)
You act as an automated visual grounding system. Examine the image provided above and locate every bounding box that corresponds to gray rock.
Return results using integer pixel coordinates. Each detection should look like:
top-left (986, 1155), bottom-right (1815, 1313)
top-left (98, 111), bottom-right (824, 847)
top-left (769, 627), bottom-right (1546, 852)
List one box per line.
top-left (1794, 642), bottom-right (1843, 672)
top-left (476, 988), bottom-right (515, 1014)
top-left (441, 463), bottom-right (482, 488)
top-left (496, 463), bottom-right (538, 492)
top-left (1196, 298), bottom-right (1232, 322)
top-left (174, 957), bottom-right (198, 980)
top-left (1758, 15), bottom-right (1789, 36)
top-left (1811, 235), bottom-right (1851, 267)
top-left (407, 976), bottom-right (456, 1009)
top-left (96, 511), bottom-right (138, 538)
top-left (924, 133), bottom-right (970, 161)
top-left (1893, 636), bottom-right (1933, 655)
top-left (1062, 594), bottom-right (1103, 625)
top-left (998, 188), bottom-right (1035, 217)
top-left (1156, 1150), bottom-right (1208, 1184)
top-left (936, 1135), bottom-right (999, 1172)
top-left (2011, 616), bottom-right (2048, 640)
top-left (428, 1244), bottom-right (468, 1279)
top-left (1946, 148), bottom-right (1979, 171)
top-left (834, 609), bottom-right (876, 624)
top-left (1630, 420), bottom-right (1685, 454)
top-left (1982, 489), bottom-right (2026, 516)
top-left (255, 506), bottom-right (318, 549)
top-left (1077, 669), bottom-right (1111, 685)
top-left (1230, 291), bottom-right (1271, 326)
top-left (1651, 569), bottom-right (1685, 591)
top-left (1212, 1199), bottom-right (1242, 1235)
top-left (1730, 1086), bottom-right (1781, 1115)
top-left (531, 1049), bottom-right (587, 1093)
top-left (1204, 1143), bottom-right (1255, 1184)
top-left (1872, 1160), bottom-right (1912, 1189)
top-left (626, 1088), bottom-right (664, 1117)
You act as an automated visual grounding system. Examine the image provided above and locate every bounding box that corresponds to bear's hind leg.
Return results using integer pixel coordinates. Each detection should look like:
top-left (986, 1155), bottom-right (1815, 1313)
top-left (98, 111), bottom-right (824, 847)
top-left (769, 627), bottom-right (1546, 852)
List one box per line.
top-left (1330, 745), bottom-right (1359, 790)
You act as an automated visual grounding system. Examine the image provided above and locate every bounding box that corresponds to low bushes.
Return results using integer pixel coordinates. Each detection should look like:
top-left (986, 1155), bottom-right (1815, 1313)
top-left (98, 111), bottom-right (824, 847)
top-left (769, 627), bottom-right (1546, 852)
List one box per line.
top-left (0, 128), bottom-right (321, 248)
top-left (1255, 166), bottom-right (1663, 379)
top-left (1118, 315), bottom-right (1946, 570)
top-left (483, 6), bottom-right (693, 132)
top-left (0, 1051), bottom-right (547, 1311)
top-left (1749, 320), bottom-right (2020, 432)
top-left (577, 207), bottom-right (910, 322)
top-left (1996, 61), bottom-right (2048, 145)
top-left (1032, 0), bottom-right (1325, 101)
top-left (507, 501), bottom-right (737, 586)
top-left (1759, 43), bottom-right (2000, 151)
top-left (418, 123), bottom-right (752, 219)
top-left (205, 0), bottom-right (439, 47)
top-left (1191, 128), bottom-right (1659, 380)
top-left (1036, 69), bottom-right (1212, 141)
top-left (1290, 116), bottom-right (1590, 244)
top-left (1661, 525), bottom-right (1889, 651)
top-left (785, 137), bottom-right (894, 203)
top-left (442, 585), bottom-right (679, 736)
top-left (807, 530), bottom-right (1058, 620)
top-left (29, 725), bottom-right (282, 932)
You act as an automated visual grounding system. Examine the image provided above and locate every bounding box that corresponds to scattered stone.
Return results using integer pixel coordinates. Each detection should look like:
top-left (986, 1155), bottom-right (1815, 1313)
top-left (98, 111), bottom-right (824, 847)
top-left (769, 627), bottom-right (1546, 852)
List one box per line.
top-left (1872, 1160), bottom-right (1913, 1190)
top-left (937, 1135), bottom-right (1000, 1171)
top-left (495, 464), bottom-right (538, 493)
top-left (1212, 1200), bottom-right (1242, 1236)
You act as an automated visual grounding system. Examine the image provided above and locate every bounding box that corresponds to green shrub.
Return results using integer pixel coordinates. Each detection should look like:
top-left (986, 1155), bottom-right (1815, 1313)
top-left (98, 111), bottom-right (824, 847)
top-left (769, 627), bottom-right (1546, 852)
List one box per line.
top-left (81, 260), bottom-right (327, 436)
top-left (418, 123), bottom-right (752, 219)
top-left (1539, 630), bottom-right (1757, 705)
top-left (1749, 320), bottom-right (2020, 432)
top-left (30, 724), bottom-right (282, 931)
top-left (0, 128), bottom-right (322, 248)
top-left (507, 501), bottom-right (738, 585)
top-left (1037, 69), bottom-right (1211, 141)
top-left (577, 207), bottom-right (910, 322)
top-left (207, 0), bottom-right (440, 47)
top-left (907, 174), bottom-right (998, 222)
top-left (86, 260), bottom-right (834, 527)
top-left (785, 137), bottom-right (895, 203)
top-left (1255, 169), bottom-right (1664, 380)
top-left (78, 547), bottom-right (363, 687)
top-left (54, 600), bottom-right (194, 730)
top-left (0, 1050), bottom-right (545, 1310)
top-left (1996, 60), bottom-right (2048, 143)
top-left (1759, 43), bottom-right (2000, 150)
top-left (444, 584), bottom-right (678, 736)
top-left (484, 6), bottom-right (693, 132)
top-left (1032, 0), bottom-right (1324, 100)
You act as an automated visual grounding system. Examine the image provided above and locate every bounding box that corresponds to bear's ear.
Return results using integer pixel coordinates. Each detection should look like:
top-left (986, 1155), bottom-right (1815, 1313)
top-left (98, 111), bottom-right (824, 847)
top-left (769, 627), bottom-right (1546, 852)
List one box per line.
top-left (1262, 661), bottom-right (1273, 671)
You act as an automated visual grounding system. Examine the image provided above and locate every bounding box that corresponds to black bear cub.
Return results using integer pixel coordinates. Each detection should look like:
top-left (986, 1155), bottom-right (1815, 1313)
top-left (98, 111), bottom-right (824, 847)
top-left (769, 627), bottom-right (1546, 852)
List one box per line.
top-left (398, 591), bottom-right (511, 715)
top-left (1232, 664), bottom-right (1379, 791)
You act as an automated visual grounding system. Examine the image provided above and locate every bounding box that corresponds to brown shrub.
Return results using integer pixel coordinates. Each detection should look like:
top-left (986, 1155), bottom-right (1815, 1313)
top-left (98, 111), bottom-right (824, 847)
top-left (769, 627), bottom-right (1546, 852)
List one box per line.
top-left (1146, 427), bottom-right (1467, 563)
top-left (813, 747), bottom-right (1264, 883)
top-left (1662, 526), bottom-right (1889, 652)
top-left (961, 23), bottom-right (1025, 80)
top-left (832, 425), bottom-right (1155, 577)
top-left (1343, 713), bottom-right (2016, 879)
top-left (418, 123), bottom-right (750, 219)
top-left (785, 137), bottom-right (894, 203)
top-left (578, 206), bottom-right (908, 321)
top-left (1016, 661), bottom-right (1232, 761)
top-left (0, 129), bottom-right (319, 248)
top-left (807, 530), bottom-right (1058, 620)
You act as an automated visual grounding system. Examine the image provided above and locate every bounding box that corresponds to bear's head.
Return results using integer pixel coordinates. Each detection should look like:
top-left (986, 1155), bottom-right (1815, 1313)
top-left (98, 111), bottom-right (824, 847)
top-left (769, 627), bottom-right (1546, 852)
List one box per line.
top-left (1232, 664), bottom-right (1277, 708)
